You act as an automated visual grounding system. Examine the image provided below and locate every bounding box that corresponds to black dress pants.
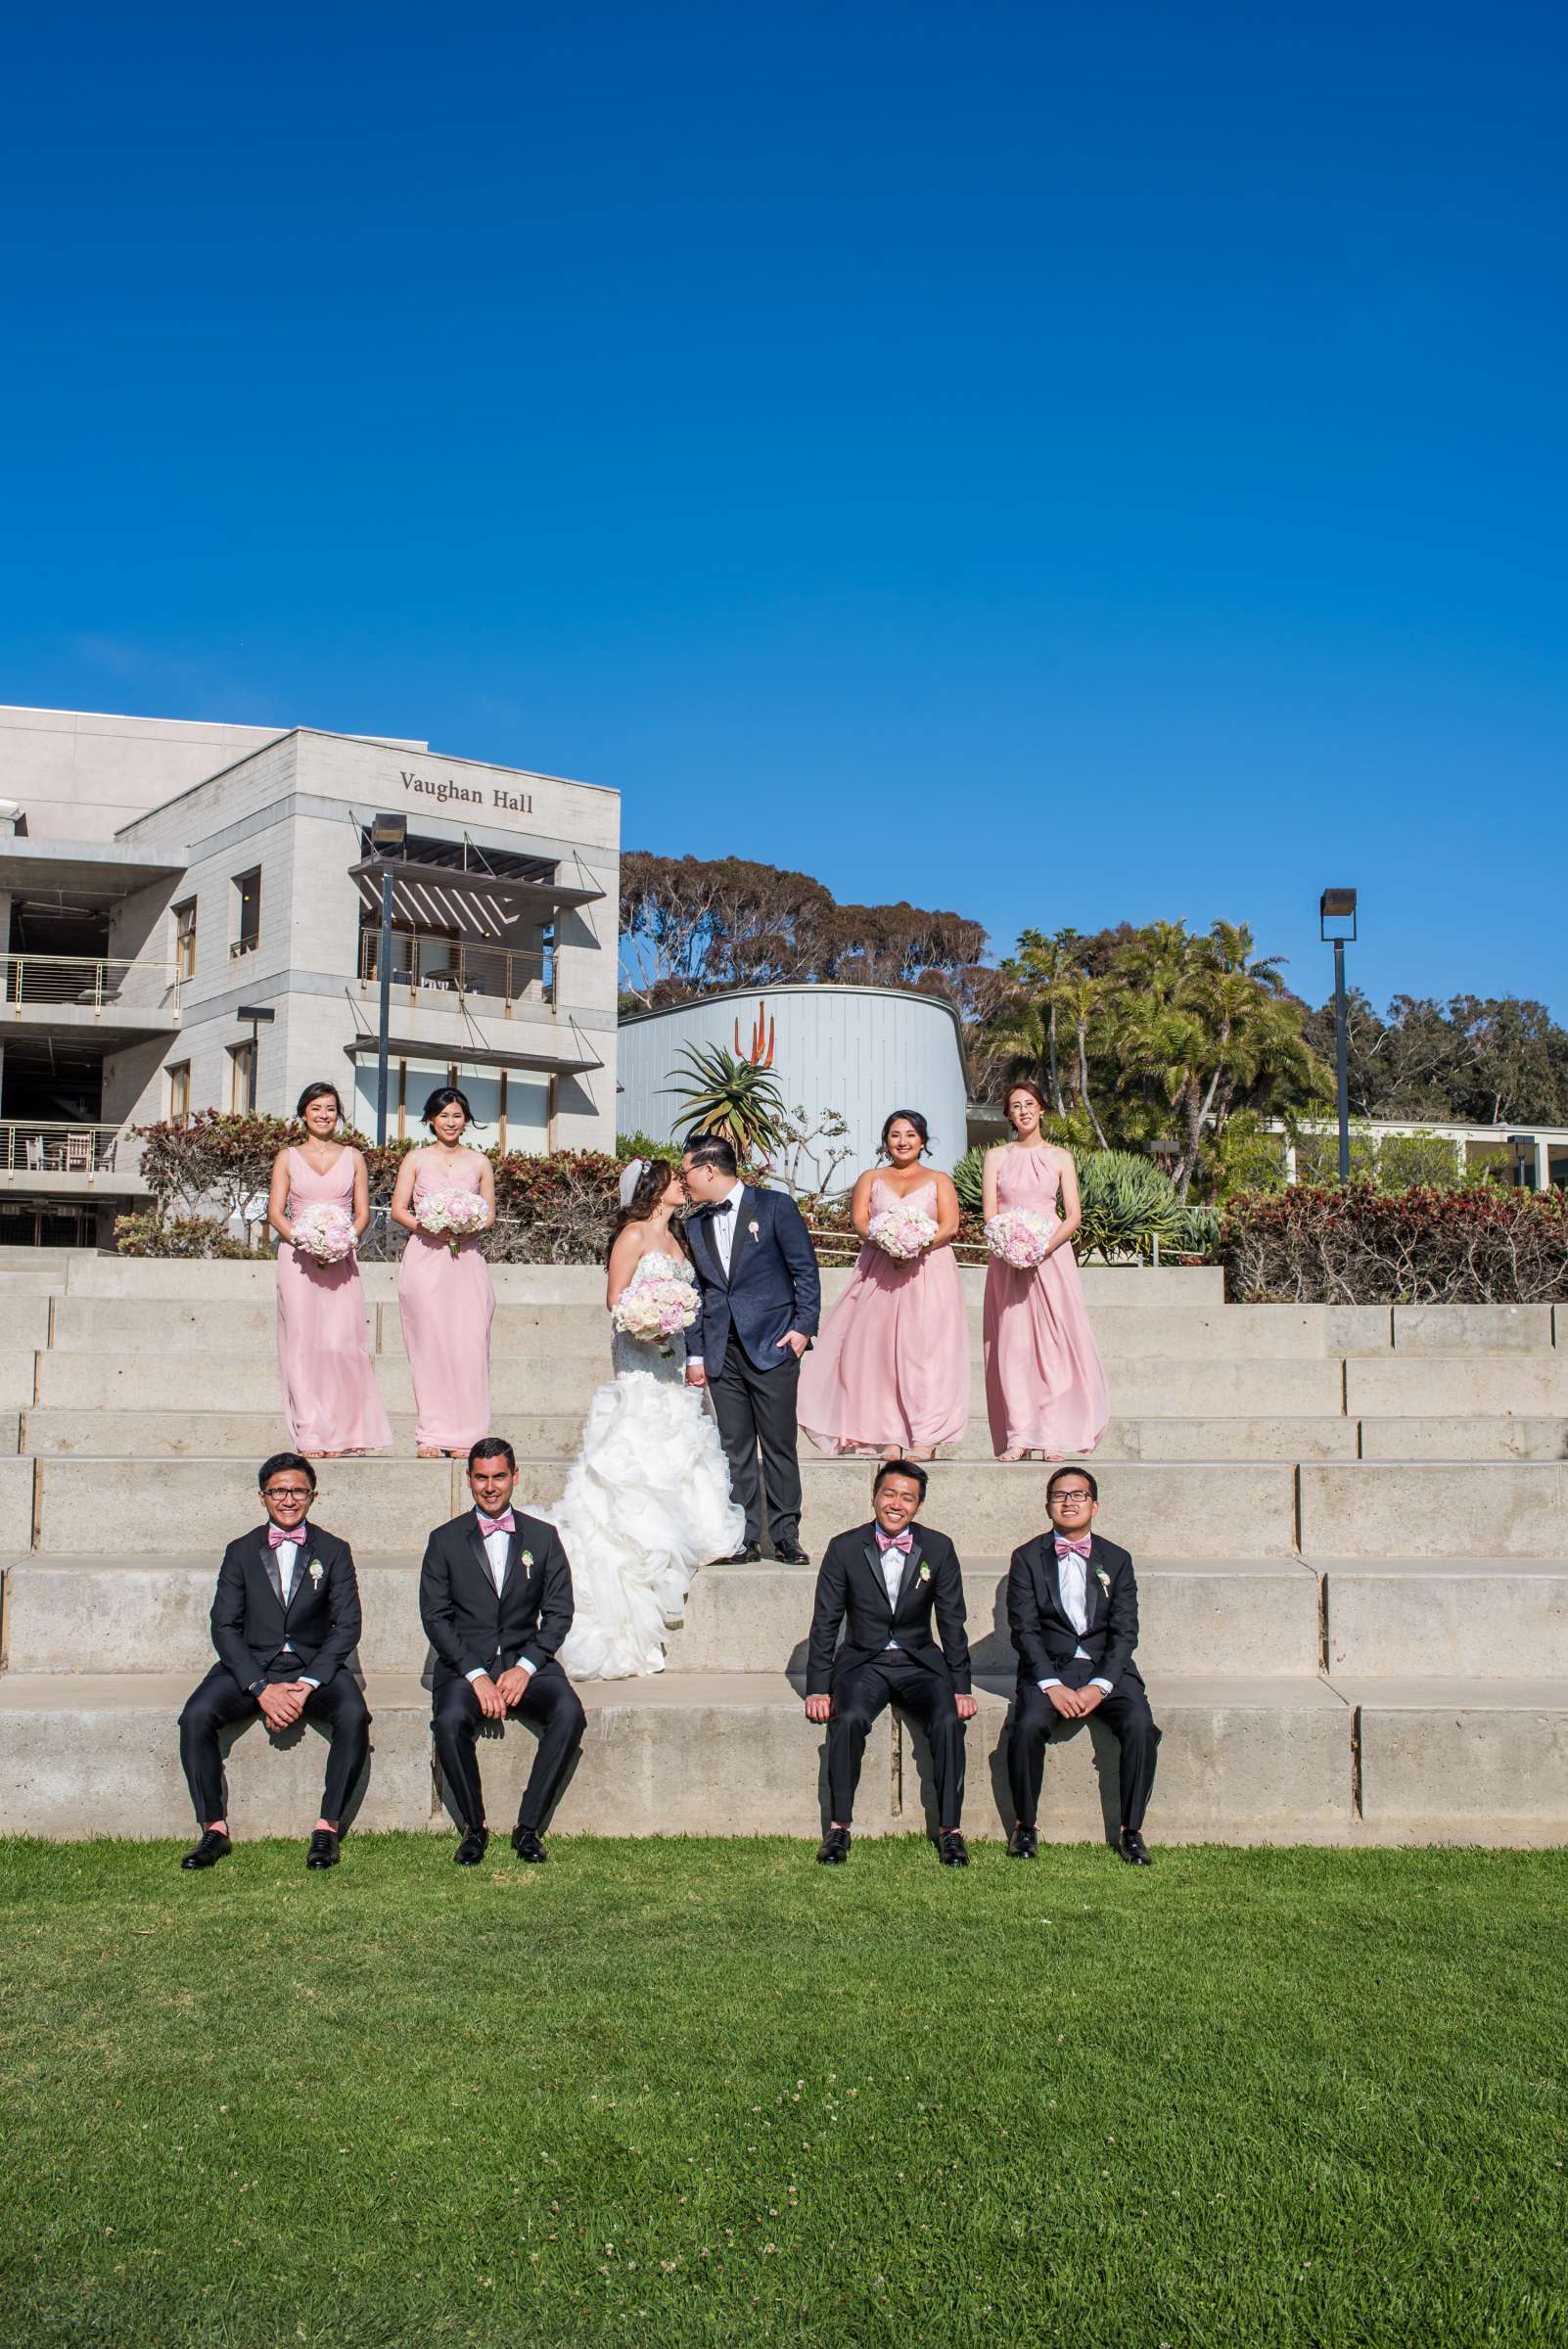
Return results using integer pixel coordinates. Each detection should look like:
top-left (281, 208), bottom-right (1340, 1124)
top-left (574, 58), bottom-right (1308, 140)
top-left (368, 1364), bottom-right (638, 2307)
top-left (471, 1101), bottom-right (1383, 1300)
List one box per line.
top-left (827, 1652), bottom-right (966, 1828)
top-left (709, 1344), bottom-right (802, 1549)
top-left (1007, 1670), bottom-right (1159, 1833)
top-left (431, 1660), bottom-right (586, 1833)
top-left (177, 1664), bottom-right (371, 1825)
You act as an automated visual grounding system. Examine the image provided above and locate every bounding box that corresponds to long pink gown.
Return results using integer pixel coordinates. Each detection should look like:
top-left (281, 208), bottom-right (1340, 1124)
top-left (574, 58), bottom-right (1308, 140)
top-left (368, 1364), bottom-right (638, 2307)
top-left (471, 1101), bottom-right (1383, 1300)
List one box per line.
top-left (275, 1147), bottom-right (392, 1454)
top-left (983, 1146), bottom-right (1109, 1456)
top-left (798, 1175), bottom-right (970, 1453)
top-left (396, 1150), bottom-right (495, 1452)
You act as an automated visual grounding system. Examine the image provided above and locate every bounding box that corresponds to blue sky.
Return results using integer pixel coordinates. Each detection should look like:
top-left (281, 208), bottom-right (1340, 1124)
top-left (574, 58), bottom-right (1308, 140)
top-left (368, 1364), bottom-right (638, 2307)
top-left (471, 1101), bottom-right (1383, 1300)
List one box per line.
top-left (3, 0), bottom-right (1564, 1016)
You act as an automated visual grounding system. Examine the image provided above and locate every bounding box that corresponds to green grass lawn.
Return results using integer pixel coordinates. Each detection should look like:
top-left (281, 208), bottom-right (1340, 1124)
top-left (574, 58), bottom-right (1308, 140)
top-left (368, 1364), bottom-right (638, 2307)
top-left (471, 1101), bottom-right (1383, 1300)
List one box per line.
top-left (0, 1836), bottom-right (1563, 2348)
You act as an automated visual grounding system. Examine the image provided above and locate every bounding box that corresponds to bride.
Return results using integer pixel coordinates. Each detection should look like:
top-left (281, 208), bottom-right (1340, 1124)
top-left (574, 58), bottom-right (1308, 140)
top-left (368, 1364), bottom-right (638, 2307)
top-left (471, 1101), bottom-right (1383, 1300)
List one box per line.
top-left (549, 1156), bottom-right (744, 1679)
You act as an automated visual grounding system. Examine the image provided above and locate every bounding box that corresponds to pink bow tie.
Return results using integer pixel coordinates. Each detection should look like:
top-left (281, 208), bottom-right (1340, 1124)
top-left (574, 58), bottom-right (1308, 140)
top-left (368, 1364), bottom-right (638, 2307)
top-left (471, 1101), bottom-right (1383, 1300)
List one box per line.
top-left (1055, 1535), bottom-right (1092, 1559)
top-left (477, 1511), bottom-right (516, 1538)
top-left (876, 1528), bottom-right (913, 1554)
top-left (268, 1524), bottom-right (304, 1547)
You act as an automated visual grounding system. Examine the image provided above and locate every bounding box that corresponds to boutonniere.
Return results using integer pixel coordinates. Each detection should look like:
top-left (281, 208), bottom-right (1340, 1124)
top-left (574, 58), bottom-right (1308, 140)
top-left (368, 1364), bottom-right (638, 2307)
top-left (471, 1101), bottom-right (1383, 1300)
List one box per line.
top-left (748, 1218), bottom-right (761, 1241)
top-left (917, 1563), bottom-right (931, 1583)
top-left (521, 1549), bottom-right (534, 1569)
top-left (1094, 1565), bottom-right (1111, 1595)
top-left (308, 1559), bottom-right (325, 1586)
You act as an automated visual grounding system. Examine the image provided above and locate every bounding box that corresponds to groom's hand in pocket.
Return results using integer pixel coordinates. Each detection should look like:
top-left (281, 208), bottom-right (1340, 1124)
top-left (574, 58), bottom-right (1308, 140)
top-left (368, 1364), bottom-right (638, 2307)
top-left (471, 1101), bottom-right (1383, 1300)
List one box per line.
top-left (805, 1695), bottom-right (833, 1724)
top-left (469, 1673), bottom-right (506, 1721)
top-left (777, 1330), bottom-right (808, 1358)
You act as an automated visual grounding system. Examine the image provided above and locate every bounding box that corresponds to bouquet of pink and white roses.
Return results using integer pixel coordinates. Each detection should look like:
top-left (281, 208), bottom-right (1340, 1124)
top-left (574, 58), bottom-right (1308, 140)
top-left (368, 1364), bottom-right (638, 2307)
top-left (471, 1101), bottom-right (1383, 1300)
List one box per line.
top-left (984, 1208), bottom-right (1056, 1270)
top-left (416, 1191), bottom-right (489, 1256)
top-left (612, 1268), bottom-right (700, 1355)
top-left (867, 1204), bottom-right (939, 1262)
top-left (291, 1204), bottom-right (356, 1266)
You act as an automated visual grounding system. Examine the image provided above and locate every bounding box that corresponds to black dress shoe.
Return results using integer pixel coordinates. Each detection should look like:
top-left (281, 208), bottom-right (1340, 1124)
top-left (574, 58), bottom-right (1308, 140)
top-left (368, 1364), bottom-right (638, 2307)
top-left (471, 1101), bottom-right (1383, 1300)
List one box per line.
top-left (1008, 1824), bottom-right (1038, 1860)
top-left (179, 1828), bottom-right (231, 1871)
top-left (719, 1544), bottom-right (763, 1564)
top-left (772, 1543), bottom-right (811, 1566)
top-left (454, 1826), bottom-right (488, 1865)
top-left (305, 1828), bottom-right (340, 1869)
top-left (511, 1826), bottom-right (548, 1863)
top-left (939, 1829), bottom-right (969, 1867)
top-left (1119, 1828), bottom-right (1152, 1866)
top-left (816, 1826), bottom-right (852, 1865)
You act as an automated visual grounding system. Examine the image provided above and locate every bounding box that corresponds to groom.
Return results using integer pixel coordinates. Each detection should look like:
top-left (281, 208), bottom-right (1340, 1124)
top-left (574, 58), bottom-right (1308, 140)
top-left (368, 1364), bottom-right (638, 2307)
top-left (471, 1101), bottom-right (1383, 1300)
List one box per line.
top-left (681, 1132), bottom-right (821, 1565)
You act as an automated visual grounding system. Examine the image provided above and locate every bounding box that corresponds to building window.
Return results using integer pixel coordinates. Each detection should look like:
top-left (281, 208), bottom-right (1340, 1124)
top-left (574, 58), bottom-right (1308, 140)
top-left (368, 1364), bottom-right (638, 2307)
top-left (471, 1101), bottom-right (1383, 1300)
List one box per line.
top-left (228, 1042), bottom-right (254, 1112)
top-left (172, 898), bottom-right (198, 981)
top-left (167, 1061), bottom-right (192, 1121)
top-left (231, 869), bottom-right (261, 958)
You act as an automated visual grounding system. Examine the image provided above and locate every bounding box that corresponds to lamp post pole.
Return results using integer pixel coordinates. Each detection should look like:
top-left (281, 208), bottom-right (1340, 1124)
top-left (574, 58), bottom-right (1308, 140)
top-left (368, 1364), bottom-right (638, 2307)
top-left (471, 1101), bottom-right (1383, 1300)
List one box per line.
top-left (1319, 890), bottom-right (1359, 1187)
top-left (376, 863), bottom-right (393, 1147)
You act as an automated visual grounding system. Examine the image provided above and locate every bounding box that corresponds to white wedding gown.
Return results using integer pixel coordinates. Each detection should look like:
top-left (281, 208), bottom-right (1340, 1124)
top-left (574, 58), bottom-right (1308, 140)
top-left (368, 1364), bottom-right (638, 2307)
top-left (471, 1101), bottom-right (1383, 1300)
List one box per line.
top-left (548, 1252), bottom-right (745, 1680)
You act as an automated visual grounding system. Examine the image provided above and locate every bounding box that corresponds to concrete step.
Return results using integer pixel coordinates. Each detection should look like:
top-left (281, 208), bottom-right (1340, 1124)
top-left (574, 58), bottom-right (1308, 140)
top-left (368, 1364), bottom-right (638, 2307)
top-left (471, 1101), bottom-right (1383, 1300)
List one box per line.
top-left (0, 1553), bottom-right (1324, 1681)
top-left (1323, 1559), bottom-right (1568, 1679)
top-left (1338, 1677), bottom-right (1568, 1844)
top-left (1346, 1357), bottom-right (1568, 1416)
top-left (26, 1349), bottom-right (1358, 1421)
top-left (0, 1668), bottom-right (1358, 1842)
top-left (1359, 1418), bottom-right (1568, 1461)
top-left (43, 1295), bottom-right (1394, 1360)
top-left (1297, 1461), bottom-right (1568, 1559)
top-left (12, 1405), bottom-right (1368, 1464)
top-left (22, 1454), bottom-right (1305, 1557)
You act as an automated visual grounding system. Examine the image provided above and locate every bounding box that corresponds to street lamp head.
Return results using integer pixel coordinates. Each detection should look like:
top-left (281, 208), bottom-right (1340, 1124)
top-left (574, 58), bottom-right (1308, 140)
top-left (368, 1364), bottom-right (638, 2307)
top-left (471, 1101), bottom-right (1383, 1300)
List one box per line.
top-left (371, 811), bottom-right (408, 853)
top-left (236, 1004), bottom-right (276, 1024)
top-left (1319, 888), bottom-right (1358, 944)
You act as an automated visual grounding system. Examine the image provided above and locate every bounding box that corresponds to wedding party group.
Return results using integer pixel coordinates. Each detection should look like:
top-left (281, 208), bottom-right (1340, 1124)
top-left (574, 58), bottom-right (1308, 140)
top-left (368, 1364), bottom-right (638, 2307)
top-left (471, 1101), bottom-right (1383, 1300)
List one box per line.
top-left (175, 1075), bottom-right (1155, 1869)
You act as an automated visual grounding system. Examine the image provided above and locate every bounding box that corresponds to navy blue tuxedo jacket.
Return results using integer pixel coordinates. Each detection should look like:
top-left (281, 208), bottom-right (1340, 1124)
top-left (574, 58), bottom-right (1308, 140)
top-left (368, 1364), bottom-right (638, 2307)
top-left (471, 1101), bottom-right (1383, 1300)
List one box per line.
top-left (685, 1183), bottom-right (821, 1377)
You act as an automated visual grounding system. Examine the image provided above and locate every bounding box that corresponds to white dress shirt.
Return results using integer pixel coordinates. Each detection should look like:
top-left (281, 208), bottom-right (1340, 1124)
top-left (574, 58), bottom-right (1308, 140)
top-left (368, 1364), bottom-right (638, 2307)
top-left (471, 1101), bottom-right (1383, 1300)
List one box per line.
top-left (464, 1514), bottom-right (536, 1683)
top-left (272, 1534), bottom-right (319, 1687)
top-left (1039, 1543), bottom-right (1113, 1695)
top-left (877, 1535), bottom-right (907, 1651)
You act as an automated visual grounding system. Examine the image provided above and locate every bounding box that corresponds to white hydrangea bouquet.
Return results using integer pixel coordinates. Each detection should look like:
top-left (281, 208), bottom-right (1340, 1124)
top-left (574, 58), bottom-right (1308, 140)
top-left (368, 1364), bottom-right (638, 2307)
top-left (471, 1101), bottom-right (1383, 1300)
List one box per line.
top-left (867, 1203), bottom-right (939, 1262)
top-left (612, 1267), bottom-right (700, 1356)
top-left (984, 1208), bottom-right (1056, 1270)
top-left (416, 1191), bottom-right (489, 1256)
top-left (291, 1203), bottom-right (356, 1266)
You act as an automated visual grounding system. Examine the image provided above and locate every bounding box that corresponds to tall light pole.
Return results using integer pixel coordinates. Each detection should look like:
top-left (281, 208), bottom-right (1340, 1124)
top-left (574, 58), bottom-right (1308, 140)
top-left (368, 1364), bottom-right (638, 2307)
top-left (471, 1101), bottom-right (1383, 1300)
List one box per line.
top-left (1319, 889), bottom-right (1358, 1185)
top-left (235, 1003), bottom-right (276, 1113)
top-left (370, 812), bottom-right (407, 1145)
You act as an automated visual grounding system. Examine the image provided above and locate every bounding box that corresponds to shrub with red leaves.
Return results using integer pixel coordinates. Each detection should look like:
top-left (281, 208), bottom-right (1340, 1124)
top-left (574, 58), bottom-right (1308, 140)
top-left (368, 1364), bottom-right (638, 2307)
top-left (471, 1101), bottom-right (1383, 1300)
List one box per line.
top-left (1222, 1182), bottom-right (1568, 1304)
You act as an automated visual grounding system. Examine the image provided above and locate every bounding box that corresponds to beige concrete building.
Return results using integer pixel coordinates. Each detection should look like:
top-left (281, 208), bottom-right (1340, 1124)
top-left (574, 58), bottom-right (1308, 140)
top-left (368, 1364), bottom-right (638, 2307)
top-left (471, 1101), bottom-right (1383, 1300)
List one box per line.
top-left (0, 707), bottom-right (619, 1241)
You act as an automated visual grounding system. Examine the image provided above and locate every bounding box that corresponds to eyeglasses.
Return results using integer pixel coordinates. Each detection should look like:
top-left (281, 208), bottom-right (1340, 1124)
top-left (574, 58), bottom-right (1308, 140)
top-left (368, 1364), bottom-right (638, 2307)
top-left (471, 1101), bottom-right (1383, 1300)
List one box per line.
top-left (1050, 1491), bottom-right (1094, 1505)
top-left (263, 1486), bottom-right (312, 1501)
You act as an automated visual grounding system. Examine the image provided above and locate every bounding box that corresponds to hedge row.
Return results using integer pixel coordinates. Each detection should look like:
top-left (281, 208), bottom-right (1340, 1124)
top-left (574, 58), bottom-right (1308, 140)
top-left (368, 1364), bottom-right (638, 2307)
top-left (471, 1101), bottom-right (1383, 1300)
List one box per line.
top-left (1222, 1183), bottom-right (1568, 1305)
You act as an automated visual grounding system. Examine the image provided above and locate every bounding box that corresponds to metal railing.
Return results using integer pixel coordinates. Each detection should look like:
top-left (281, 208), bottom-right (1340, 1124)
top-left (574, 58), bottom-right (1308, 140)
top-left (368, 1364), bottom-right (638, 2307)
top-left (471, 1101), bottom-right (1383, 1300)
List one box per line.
top-left (1, 954), bottom-right (181, 1015)
top-left (0, 1122), bottom-right (132, 1175)
top-left (358, 929), bottom-right (554, 1010)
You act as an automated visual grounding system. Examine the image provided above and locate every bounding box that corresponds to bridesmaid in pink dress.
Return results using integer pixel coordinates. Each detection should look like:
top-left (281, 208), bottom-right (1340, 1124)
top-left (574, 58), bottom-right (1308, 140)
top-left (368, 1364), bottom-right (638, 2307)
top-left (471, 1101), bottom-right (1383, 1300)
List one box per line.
top-left (389, 1086), bottom-right (496, 1456)
top-left (982, 1079), bottom-right (1109, 1460)
top-left (798, 1109), bottom-right (970, 1460)
top-left (268, 1082), bottom-right (392, 1458)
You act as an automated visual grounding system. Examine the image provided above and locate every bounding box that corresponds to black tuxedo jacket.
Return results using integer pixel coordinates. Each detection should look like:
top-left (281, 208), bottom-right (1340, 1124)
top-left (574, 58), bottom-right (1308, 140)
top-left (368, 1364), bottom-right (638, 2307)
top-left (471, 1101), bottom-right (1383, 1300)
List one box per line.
top-left (806, 1520), bottom-right (972, 1697)
top-left (418, 1507), bottom-right (575, 1690)
top-left (209, 1522), bottom-right (361, 1694)
top-left (1005, 1532), bottom-right (1142, 1690)
top-left (686, 1184), bottom-right (821, 1376)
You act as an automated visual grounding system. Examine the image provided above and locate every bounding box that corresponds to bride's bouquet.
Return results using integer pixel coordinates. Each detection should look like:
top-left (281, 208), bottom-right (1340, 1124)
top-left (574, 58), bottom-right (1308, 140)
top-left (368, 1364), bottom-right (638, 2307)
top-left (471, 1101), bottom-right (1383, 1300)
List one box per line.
top-left (613, 1268), bottom-right (700, 1356)
top-left (416, 1191), bottom-right (488, 1256)
top-left (984, 1208), bottom-right (1056, 1270)
top-left (291, 1203), bottom-right (355, 1266)
top-left (867, 1203), bottom-right (938, 1262)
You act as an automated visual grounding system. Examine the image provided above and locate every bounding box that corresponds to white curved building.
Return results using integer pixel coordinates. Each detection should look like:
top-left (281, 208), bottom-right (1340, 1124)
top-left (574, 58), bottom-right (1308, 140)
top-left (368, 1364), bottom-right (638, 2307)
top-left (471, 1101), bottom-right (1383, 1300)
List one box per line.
top-left (616, 983), bottom-right (969, 1191)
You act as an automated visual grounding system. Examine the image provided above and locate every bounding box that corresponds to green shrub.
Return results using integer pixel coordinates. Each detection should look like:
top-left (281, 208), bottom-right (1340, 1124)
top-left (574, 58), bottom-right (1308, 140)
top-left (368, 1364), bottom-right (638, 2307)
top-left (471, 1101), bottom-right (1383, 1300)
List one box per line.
top-left (1073, 1150), bottom-right (1182, 1262)
top-left (114, 1213), bottom-right (270, 1261)
top-left (616, 1129), bottom-right (673, 1163)
top-left (951, 1146), bottom-right (986, 1214)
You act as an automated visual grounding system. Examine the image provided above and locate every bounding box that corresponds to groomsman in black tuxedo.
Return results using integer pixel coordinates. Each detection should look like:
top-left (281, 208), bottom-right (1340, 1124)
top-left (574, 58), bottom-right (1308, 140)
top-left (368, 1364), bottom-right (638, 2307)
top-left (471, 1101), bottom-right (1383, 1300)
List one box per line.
top-left (1005, 1466), bottom-right (1159, 1865)
top-left (177, 1452), bottom-right (369, 1870)
top-left (804, 1459), bottom-right (978, 1866)
top-left (419, 1437), bottom-right (586, 1865)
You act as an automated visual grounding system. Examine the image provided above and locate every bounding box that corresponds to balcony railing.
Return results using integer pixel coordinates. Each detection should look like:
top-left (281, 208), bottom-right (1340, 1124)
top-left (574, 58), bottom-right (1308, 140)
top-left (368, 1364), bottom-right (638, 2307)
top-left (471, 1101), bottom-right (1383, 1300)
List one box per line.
top-left (358, 929), bottom-right (554, 1010)
top-left (1, 954), bottom-right (181, 1016)
top-left (0, 1122), bottom-right (133, 1176)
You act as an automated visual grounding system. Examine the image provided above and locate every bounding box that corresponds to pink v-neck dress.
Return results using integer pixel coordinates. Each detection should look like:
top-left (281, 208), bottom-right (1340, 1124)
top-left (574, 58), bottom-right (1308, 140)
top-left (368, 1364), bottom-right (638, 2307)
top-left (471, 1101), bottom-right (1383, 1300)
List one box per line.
top-left (275, 1146), bottom-right (392, 1454)
top-left (396, 1150), bottom-right (495, 1451)
top-left (798, 1175), bottom-right (970, 1452)
top-left (982, 1146), bottom-right (1109, 1455)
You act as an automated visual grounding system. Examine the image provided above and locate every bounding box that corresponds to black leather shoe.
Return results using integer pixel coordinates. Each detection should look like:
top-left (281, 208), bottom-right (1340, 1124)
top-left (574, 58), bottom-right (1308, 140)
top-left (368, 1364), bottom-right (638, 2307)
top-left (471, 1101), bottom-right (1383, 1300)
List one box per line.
top-left (719, 1544), bottom-right (762, 1564)
top-left (1008, 1824), bottom-right (1038, 1860)
top-left (179, 1828), bottom-right (231, 1871)
top-left (1119, 1828), bottom-right (1152, 1866)
top-left (454, 1826), bottom-right (488, 1865)
top-left (511, 1826), bottom-right (548, 1863)
top-left (305, 1828), bottom-right (340, 1869)
top-left (939, 1830), bottom-right (969, 1867)
top-left (816, 1826), bottom-right (852, 1865)
top-left (772, 1543), bottom-right (811, 1566)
